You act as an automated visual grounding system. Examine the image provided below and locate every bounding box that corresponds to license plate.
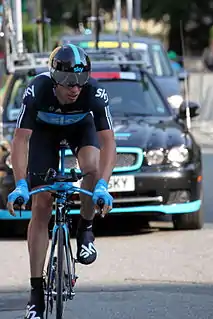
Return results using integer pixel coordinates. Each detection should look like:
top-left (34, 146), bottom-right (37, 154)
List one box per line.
top-left (108, 175), bottom-right (135, 192)
top-left (73, 175), bottom-right (135, 192)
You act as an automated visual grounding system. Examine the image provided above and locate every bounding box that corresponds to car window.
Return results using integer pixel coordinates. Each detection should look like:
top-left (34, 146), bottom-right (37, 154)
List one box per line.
top-left (3, 76), bottom-right (30, 122)
top-left (149, 44), bottom-right (173, 77)
top-left (100, 76), bottom-right (171, 117)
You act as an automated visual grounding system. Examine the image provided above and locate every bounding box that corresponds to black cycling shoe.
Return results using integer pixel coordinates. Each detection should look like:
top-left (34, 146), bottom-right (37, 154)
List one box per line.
top-left (76, 227), bottom-right (97, 265)
top-left (24, 289), bottom-right (45, 319)
top-left (24, 302), bottom-right (44, 319)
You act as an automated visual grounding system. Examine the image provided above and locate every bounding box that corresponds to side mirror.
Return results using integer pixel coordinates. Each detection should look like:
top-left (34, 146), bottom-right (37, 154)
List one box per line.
top-left (179, 101), bottom-right (200, 119)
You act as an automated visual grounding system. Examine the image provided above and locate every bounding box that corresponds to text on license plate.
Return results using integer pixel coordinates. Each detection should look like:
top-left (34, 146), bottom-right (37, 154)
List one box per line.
top-left (108, 175), bottom-right (135, 192)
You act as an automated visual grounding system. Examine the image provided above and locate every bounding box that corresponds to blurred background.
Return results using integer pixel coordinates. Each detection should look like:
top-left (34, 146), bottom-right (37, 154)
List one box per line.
top-left (1, 0), bottom-right (213, 58)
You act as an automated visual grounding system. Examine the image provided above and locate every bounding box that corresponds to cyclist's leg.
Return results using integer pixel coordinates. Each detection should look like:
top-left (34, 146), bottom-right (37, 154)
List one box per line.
top-left (78, 145), bottom-right (100, 219)
top-left (67, 115), bottom-right (100, 219)
top-left (66, 115), bottom-right (100, 265)
top-left (25, 125), bottom-right (60, 318)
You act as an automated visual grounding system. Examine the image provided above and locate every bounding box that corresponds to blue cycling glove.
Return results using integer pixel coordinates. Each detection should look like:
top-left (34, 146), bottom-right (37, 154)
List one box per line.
top-left (92, 179), bottom-right (113, 208)
top-left (8, 179), bottom-right (29, 205)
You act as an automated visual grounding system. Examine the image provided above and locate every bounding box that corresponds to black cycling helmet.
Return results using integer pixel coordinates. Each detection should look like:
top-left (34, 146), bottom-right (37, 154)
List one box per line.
top-left (49, 44), bottom-right (91, 87)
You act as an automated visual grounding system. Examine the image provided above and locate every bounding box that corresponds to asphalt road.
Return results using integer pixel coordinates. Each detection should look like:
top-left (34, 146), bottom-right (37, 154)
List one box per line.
top-left (0, 145), bottom-right (213, 318)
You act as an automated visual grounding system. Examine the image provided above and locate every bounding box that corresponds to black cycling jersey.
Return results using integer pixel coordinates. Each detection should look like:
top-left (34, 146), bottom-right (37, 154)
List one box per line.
top-left (16, 72), bottom-right (113, 131)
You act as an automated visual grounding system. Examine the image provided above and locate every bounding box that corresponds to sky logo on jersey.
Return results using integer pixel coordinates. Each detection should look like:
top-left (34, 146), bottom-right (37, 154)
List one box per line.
top-left (95, 88), bottom-right (109, 103)
top-left (74, 66), bottom-right (83, 73)
top-left (23, 85), bottom-right (35, 99)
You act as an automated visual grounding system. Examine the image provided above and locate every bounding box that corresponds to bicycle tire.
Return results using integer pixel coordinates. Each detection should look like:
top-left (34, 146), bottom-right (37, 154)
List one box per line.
top-left (45, 231), bottom-right (58, 319)
top-left (56, 226), bottom-right (64, 319)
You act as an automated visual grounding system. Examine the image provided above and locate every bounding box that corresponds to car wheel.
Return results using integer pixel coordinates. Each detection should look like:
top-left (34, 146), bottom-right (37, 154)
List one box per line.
top-left (172, 205), bottom-right (203, 230)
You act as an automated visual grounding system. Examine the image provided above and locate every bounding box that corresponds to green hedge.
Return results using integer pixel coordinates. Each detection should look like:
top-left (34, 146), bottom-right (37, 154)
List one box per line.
top-left (23, 24), bottom-right (35, 52)
top-left (23, 24), bottom-right (64, 52)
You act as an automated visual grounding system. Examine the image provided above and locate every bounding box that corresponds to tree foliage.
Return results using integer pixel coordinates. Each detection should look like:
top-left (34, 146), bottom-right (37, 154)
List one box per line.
top-left (42, 0), bottom-right (213, 54)
top-left (143, 0), bottom-right (213, 54)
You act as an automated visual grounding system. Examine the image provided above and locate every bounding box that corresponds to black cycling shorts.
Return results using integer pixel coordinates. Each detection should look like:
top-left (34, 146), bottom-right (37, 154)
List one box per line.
top-left (27, 114), bottom-right (99, 189)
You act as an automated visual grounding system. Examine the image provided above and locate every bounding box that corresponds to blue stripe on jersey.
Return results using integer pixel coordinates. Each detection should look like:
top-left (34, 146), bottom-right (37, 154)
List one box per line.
top-left (68, 44), bottom-right (81, 65)
top-left (37, 111), bottom-right (89, 125)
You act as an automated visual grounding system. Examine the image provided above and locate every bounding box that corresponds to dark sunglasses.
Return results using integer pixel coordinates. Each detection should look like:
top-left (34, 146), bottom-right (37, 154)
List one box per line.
top-left (52, 70), bottom-right (89, 88)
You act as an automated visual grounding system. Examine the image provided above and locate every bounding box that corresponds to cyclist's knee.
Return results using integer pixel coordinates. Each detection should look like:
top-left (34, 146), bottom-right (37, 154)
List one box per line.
top-left (81, 166), bottom-right (99, 190)
top-left (79, 156), bottom-right (99, 188)
top-left (31, 192), bottom-right (53, 223)
top-left (78, 146), bottom-right (99, 179)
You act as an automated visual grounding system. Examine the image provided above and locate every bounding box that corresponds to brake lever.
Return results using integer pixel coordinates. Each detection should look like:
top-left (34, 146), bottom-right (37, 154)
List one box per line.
top-left (96, 198), bottom-right (105, 218)
top-left (14, 196), bottom-right (24, 217)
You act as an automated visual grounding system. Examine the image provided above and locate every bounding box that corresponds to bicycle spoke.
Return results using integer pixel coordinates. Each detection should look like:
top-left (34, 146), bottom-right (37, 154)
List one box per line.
top-left (68, 239), bottom-right (78, 287)
top-left (64, 240), bottom-right (74, 298)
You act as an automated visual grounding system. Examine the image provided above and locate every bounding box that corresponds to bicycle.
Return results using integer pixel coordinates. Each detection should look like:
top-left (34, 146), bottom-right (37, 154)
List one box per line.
top-left (15, 141), bottom-right (104, 319)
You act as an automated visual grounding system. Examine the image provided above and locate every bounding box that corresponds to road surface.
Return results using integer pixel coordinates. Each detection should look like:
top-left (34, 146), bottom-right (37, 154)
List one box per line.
top-left (0, 147), bottom-right (213, 318)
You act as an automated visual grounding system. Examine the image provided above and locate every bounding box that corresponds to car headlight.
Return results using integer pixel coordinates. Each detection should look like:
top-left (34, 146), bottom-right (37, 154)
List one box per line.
top-left (146, 149), bottom-right (164, 165)
top-left (167, 95), bottom-right (183, 109)
top-left (167, 146), bottom-right (189, 166)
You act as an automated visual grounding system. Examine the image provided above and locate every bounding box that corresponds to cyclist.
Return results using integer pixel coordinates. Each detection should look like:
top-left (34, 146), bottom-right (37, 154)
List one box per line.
top-left (7, 44), bottom-right (116, 319)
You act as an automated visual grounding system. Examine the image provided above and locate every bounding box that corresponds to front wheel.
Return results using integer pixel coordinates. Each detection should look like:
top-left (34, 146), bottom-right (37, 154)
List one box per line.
top-left (56, 226), bottom-right (64, 319)
top-left (172, 207), bottom-right (204, 230)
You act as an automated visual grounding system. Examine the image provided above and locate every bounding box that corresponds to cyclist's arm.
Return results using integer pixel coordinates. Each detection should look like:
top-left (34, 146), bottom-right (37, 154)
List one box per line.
top-left (91, 86), bottom-right (116, 183)
top-left (11, 128), bottom-right (32, 182)
top-left (98, 129), bottom-right (116, 183)
top-left (11, 82), bottom-right (38, 182)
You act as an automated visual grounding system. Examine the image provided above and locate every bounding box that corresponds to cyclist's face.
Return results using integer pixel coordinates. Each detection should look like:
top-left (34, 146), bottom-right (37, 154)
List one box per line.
top-left (56, 85), bottom-right (82, 104)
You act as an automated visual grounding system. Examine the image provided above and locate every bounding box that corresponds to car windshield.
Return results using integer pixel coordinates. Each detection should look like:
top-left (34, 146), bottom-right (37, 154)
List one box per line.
top-left (100, 76), bottom-right (171, 117)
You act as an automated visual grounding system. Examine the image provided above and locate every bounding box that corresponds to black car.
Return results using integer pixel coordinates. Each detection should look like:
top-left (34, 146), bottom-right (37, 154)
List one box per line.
top-left (0, 63), bottom-right (202, 230)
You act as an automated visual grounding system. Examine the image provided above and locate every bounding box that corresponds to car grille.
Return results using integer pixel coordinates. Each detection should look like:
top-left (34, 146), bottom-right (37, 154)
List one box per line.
top-left (64, 156), bottom-right (78, 170)
top-left (62, 148), bottom-right (143, 173)
top-left (116, 153), bottom-right (136, 167)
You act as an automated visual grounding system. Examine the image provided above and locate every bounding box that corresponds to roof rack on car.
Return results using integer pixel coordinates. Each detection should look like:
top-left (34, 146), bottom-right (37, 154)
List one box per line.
top-left (8, 54), bottom-right (50, 72)
top-left (91, 58), bottom-right (149, 72)
top-left (91, 60), bottom-right (147, 66)
top-left (6, 56), bottom-right (148, 73)
top-left (2, 0), bottom-right (50, 73)
top-left (87, 48), bottom-right (151, 70)
top-left (86, 48), bottom-right (128, 62)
